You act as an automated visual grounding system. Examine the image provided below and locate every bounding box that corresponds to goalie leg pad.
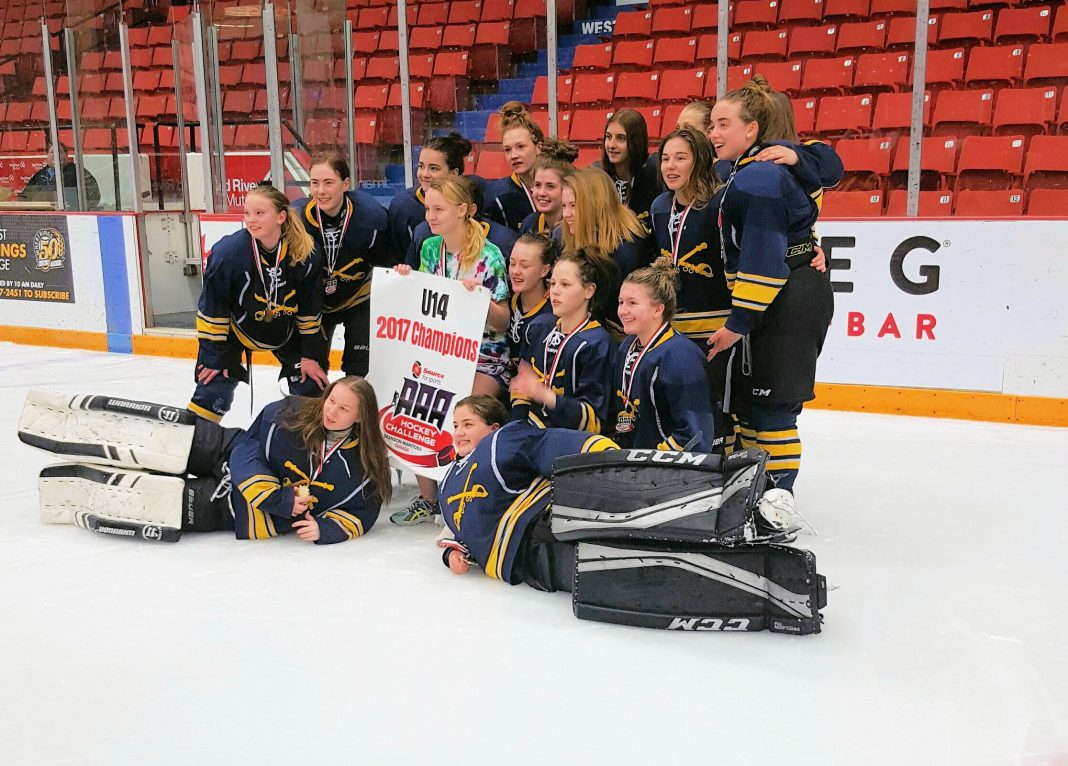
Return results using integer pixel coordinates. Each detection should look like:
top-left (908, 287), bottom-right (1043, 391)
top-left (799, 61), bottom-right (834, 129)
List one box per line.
top-left (573, 541), bottom-right (826, 635)
top-left (38, 463), bottom-right (184, 542)
top-left (551, 448), bottom-right (768, 546)
top-left (19, 390), bottom-right (200, 475)
top-left (183, 475), bottom-right (235, 533)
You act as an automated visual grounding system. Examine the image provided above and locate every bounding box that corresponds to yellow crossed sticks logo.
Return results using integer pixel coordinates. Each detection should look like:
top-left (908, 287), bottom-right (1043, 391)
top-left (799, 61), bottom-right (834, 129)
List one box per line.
top-left (447, 462), bottom-right (488, 530)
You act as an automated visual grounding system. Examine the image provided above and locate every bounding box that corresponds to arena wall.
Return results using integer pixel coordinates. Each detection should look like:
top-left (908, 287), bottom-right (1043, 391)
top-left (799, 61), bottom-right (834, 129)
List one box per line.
top-left (0, 211), bottom-right (1065, 426)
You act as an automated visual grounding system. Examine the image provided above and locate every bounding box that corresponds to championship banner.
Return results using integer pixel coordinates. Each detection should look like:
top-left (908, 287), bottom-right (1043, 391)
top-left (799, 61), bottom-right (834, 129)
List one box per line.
top-left (367, 267), bottom-right (489, 481)
top-left (0, 214), bottom-right (74, 304)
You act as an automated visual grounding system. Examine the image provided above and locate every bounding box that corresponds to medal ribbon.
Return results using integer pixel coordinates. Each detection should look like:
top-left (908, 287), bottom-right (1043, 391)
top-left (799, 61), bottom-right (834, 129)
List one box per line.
top-left (669, 201), bottom-right (693, 267)
top-left (314, 197), bottom-right (352, 276)
top-left (621, 322), bottom-right (669, 408)
top-left (311, 436), bottom-right (347, 483)
top-left (250, 230), bottom-right (287, 314)
top-left (542, 314), bottom-right (591, 390)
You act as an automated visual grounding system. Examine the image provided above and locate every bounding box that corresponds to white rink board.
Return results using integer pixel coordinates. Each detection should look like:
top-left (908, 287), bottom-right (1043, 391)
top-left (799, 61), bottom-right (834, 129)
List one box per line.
top-left (2, 344), bottom-right (1068, 765)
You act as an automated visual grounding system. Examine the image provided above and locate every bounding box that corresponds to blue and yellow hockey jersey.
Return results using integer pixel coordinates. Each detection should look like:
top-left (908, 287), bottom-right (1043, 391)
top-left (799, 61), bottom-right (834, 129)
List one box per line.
top-left (610, 324), bottom-right (714, 453)
top-left (483, 173), bottom-right (536, 232)
top-left (511, 314), bottom-right (615, 433)
top-left (228, 398), bottom-right (382, 544)
top-left (196, 229), bottom-right (322, 370)
top-left (507, 290), bottom-right (553, 367)
top-left (438, 421), bottom-right (617, 582)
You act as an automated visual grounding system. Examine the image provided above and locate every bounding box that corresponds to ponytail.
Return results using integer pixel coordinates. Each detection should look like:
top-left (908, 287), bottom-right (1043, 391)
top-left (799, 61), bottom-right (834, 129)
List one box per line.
top-left (624, 255), bottom-right (680, 322)
top-left (498, 100), bottom-right (545, 145)
top-left (429, 176), bottom-right (487, 272)
top-left (557, 247), bottom-right (619, 324)
top-left (247, 184), bottom-right (314, 265)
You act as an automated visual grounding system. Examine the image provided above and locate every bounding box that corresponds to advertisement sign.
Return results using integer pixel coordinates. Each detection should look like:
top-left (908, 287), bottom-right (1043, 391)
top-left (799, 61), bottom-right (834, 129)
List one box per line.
top-left (0, 214), bottom-right (75, 303)
top-left (367, 267), bottom-right (489, 480)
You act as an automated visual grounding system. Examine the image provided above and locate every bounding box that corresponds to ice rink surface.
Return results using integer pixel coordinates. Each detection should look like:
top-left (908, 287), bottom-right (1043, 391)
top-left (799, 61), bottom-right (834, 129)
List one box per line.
top-left (2, 343), bottom-right (1067, 766)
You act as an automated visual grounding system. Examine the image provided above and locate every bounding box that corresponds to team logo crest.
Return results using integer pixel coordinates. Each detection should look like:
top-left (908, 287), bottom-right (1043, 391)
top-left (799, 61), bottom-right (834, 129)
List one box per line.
top-left (33, 228), bottom-right (67, 272)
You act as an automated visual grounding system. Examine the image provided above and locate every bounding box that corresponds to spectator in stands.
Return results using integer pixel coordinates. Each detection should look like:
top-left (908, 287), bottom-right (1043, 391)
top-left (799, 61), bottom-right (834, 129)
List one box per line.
top-left (483, 101), bottom-right (544, 231)
top-left (593, 108), bottom-right (662, 230)
top-left (19, 141), bottom-right (100, 210)
top-left (519, 138), bottom-right (577, 236)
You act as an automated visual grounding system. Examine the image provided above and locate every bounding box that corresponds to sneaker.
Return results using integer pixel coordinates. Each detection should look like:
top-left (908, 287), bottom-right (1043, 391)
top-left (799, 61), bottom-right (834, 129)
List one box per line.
top-left (390, 495), bottom-right (440, 526)
top-left (756, 488), bottom-right (803, 543)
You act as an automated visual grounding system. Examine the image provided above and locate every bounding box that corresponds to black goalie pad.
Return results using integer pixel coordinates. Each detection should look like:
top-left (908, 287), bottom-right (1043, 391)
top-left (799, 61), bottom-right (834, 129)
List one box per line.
top-left (572, 541), bottom-right (826, 635)
top-left (551, 448), bottom-right (768, 546)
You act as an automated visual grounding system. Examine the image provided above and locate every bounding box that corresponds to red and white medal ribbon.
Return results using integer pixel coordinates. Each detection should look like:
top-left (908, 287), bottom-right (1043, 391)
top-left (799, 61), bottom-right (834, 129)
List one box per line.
top-left (311, 436), bottom-right (347, 484)
top-left (250, 230), bottom-right (286, 314)
top-left (621, 322), bottom-right (669, 409)
top-left (542, 314), bottom-right (591, 391)
top-left (669, 202), bottom-right (692, 267)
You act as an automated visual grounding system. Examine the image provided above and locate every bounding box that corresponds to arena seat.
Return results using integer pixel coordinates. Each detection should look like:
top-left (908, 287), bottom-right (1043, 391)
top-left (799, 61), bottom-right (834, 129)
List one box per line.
top-left (741, 29), bottom-right (789, 61)
top-left (824, 0), bottom-right (872, 24)
top-left (732, 0), bottom-right (780, 31)
top-left (779, 0), bottom-right (827, 26)
top-left (1054, 5), bottom-right (1068, 43)
top-left (571, 73), bottom-right (616, 106)
top-left (885, 190), bottom-right (955, 216)
top-left (572, 43), bottom-right (613, 71)
top-left (654, 35), bottom-right (699, 68)
top-left (964, 44), bottom-right (1025, 88)
top-left (356, 6), bottom-right (389, 31)
top-left (890, 136), bottom-right (960, 190)
top-left (531, 75), bottom-right (574, 107)
top-left (355, 83), bottom-right (390, 112)
top-left (614, 70), bottom-right (662, 103)
top-left (569, 109), bottom-right (614, 143)
top-left (433, 50), bottom-right (471, 77)
top-left (886, 16), bottom-right (940, 50)
top-left (447, 0), bottom-right (482, 25)
top-left (801, 56), bottom-right (857, 95)
top-left (836, 21), bottom-right (889, 55)
top-left (939, 9), bottom-right (995, 46)
top-left (994, 5), bottom-right (1054, 44)
top-left (409, 26), bottom-right (444, 52)
top-left (923, 47), bottom-right (966, 91)
top-left (1026, 188), bottom-right (1068, 216)
top-left (930, 0), bottom-right (968, 11)
top-left (932, 88), bottom-right (994, 137)
top-left (613, 39), bottom-right (656, 70)
top-left (793, 97), bottom-right (820, 134)
top-left (651, 6), bottom-right (694, 36)
top-left (696, 33), bottom-right (742, 62)
top-left (954, 134), bottom-right (1026, 191)
top-left (1058, 86), bottom-right (1068, 133)
top-left (691, 3), bottom-right (723, 32)
top-left (821, 190), bottom-right (884, 216)
top-left (750, 61), bottom-right (804, 95)
top-left (636, 106), bottom-right (665, 139)
top-left (789, 24), bottom-right (840, 58)
top-left (835, 137), bottom-right (894, 190)
top-left (854, 51), bottom-right (910, 92)
top-left (954, 189), bottom-right (1024, 216)
top-left (443, 23), bottom-right (478, 50)
top-left (417, 3), bottom-right (449, 26)
top-left (816, 94), bottom-right (874, 136)
top-left (408, 54), bottom-right (436, 82)
top-left (872, 91), bottom-right (932, 134)
top-left (1023, 135), bottom-right (1068, 191)
top-left (870, 0), bottom-right (916, 17)
top-left (657, 68), bottom-right (706, 102)
top-left (352, 31), bottom-right (379, 56)
top-left (481, 0), bottom-right (515, 23)
top-left (1022, 42), bottom-right (1068, 85)
top-left (475, 148), bottom-right (509, 177)
top-left (471, 21), bottom-right (512, 81)
top-left (992, 87), bottom-right (1057, 138)
top-left (614, 10), bottom-right (654, 39)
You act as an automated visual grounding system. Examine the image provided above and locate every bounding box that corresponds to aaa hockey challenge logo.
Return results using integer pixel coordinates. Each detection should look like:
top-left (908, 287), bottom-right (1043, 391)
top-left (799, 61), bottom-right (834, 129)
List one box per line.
top-left (33, 228), bottom-right (67, 273)
top-left (379, 372), bottom-right (457, 469)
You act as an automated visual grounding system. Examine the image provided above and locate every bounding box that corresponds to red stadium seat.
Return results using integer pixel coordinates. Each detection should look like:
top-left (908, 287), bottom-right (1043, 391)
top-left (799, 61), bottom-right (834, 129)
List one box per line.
top-left (891, 136), bottom-right (960, 189)
top-left (481, 0), bottom-right (515, 22)
top-left (222, 90), bottom-right (256, 117)
top-left (448, 0), bottom-right (482, 25)
top-left (408, 54), bottom-right (436, 82)
top-left (354, 113), bottom-right (378, 146)
top-left (1055, 6), bottom-right (1068, 43)
top-left (955, 135), bottom-right (1026, 191)
top-left (692, 3), bottom-right (725, 32)
top-left (635, 105), bottom-right (665, 139)
top-left (654, 36), bottom-right (699, 68)
top-left (939, 10), bottom-right (995, 46)
top-left (930, 0), bottom-right (968, 10)
top-left (569, 109), bottom-right (614, 143)
top-left (751, 61), bottom-right (804, 95)
top-left (660, 103), bottom-right (688, 135)
top-left (570, 73), bottom-right (616, 106)
top-left (870, 0), bottom-right (915, 17)
top-left (836, 21), bottom-right (889, 55)
top-left (377, 28), bottom-right (400, 55)
top-left (1023, 135), bottom-right (1068, 191)
top-left (733, 0), bottom-right (780, 30)
top-left (434, 50), bottom-right (471, 77)
top-left (994, 5), bottom-right (1054, 44)
top-left (954, 189), bottom-right (1024, 216)
top-left (779, 0), bottom-right (826, 26)
top-left (821, 190), bottom-right (884, 216)
top-left (992, 87), bottom-right (1057, 139)
top-left (815, 94), bottom-right (873, 136)
top-left (824, 0), bottom-right (871, 24)
top-left (923, 47), bottom-right (966, 90)
top-left (886, 16), bottom-right (940, 50)
top-left (652, 6), bottom-right (694, 36)
top-left (1027, 189), bottom-right (1068, 216)
top-left (475, 149), bottom-right (509, 177)
top-left (932, 88), bottom-right (994, 137)
top-left (854, 51), bottom-right (910, 92)
top-left (612, 39), bottom-right (656, 70)
top-left (387, 82), bottom-right (427, 109)
top-left (801, 56), bottom-right (856, 95)
top-left (835, 137), bottom-right (894, 190)
top-left (355, 84), bottom-right (389, 111)
top-left (615, 10), bottom-right (654, 39)
top-left (418, 3), bottom-right (449, 26)
top-left (235, 124), bottom-right (268, 150)
top-left (790, 24), bottom-right (840, 58)
top-left (356, 6), bottom-right (389, 31)
top-left (572, 43), bottom-right (614, 71)
top-left (443, 24), bottom-right (478, 50)
top-left (1058, 86), bottom-right (1068, 133)
top-left (885, 190), bottom-right (955, 216)
top-left (741, 29), bottom-right (789, 62)
top-left (365, 55), bottom-right (399, 82)
top-left (964, 44), bottom-right (1025, 88)
top-left (725, 64), bottom-right (757, 92)
top-left (305, 119), bottom-right (340, 149)
top-left (409, 26), bottom-right (443, 51)
top-left (615, 70), bottom-right (662, 103)
top-left (352, 31), bottom-right (379, 56)
top-left (532, 75), bottom-right (574, 107)
top-left (1023, 43), bottom-right (1068, 86)
top-left (573, 146), bottom-right (599, 167)
top-left (696, 33), bottom-right (742, 62)
top-left (793, 97), bottom-right (819, 135)
top-left (657, 68), bottom-right (707, 102)
top-left (872, 91), bottom-right (932, 134)
top-left (471, 22), bottom-right (512, 81)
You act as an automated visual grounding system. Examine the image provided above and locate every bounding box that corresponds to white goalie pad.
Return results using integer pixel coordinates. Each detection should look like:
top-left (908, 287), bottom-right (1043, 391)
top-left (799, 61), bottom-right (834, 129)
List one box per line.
top-left (19, 390), bottom-right (197, 475)
top-left (38, 463), bottom-right (184, 540)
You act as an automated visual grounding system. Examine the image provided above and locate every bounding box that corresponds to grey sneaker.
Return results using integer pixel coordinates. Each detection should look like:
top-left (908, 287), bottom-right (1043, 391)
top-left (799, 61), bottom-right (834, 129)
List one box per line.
top-left (390, 495), bottom-right (440, 525)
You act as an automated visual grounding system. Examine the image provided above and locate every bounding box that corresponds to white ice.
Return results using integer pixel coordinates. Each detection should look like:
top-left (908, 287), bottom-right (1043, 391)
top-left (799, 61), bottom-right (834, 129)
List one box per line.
top-left (2, 342), bottom-right (1067, 766)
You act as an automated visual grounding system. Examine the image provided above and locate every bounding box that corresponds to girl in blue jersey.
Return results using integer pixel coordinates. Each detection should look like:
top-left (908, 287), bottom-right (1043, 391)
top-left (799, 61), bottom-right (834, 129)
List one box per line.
top-left (483, 101), bottom-right (543, 231)
top-left (191, 184), bottom-right (324, 422)
top-left (706, 75), bottom-right (835, 519)
top-left (437, 395), bottom-right (617, 589)
top-left (519, 138), bottom-right (576, 236)
top-left (289, 152), bottom-right (391, 382)
top-left (387, 132), bottom-right (472, 259)
top-left (610, 256), bottom-right (715, 453)
top-left (594, 108), bottom-right (662, 230)
top-left (391, 175), bottom-right (511, 525)
top-left (510, 249), bottom-right (617, 433)
top-left (506, 232), bottom-right (558, 370)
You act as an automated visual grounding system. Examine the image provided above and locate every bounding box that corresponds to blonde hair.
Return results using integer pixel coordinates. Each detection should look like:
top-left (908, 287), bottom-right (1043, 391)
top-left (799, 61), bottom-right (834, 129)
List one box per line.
top-left (719, 74), bottom-right (776, 145)
top-left (659, 127), bottom-right (719, 208)
top-left (498, 100), bottom-right (545, 145)
top-left (561, 168), bottom-right (646, 256)
top-left (247, 184), bottom-right (314, 265)
top-left (679, 100), bottom-right (712, 134)
top-left (624, 255), bottom-right (680, 322)
top-left (429, 175), bottom-right (487, 272)
top-left (280, 376), bottom-right (392, 505)
top-left (762, 87), bottom-right (800, 143)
